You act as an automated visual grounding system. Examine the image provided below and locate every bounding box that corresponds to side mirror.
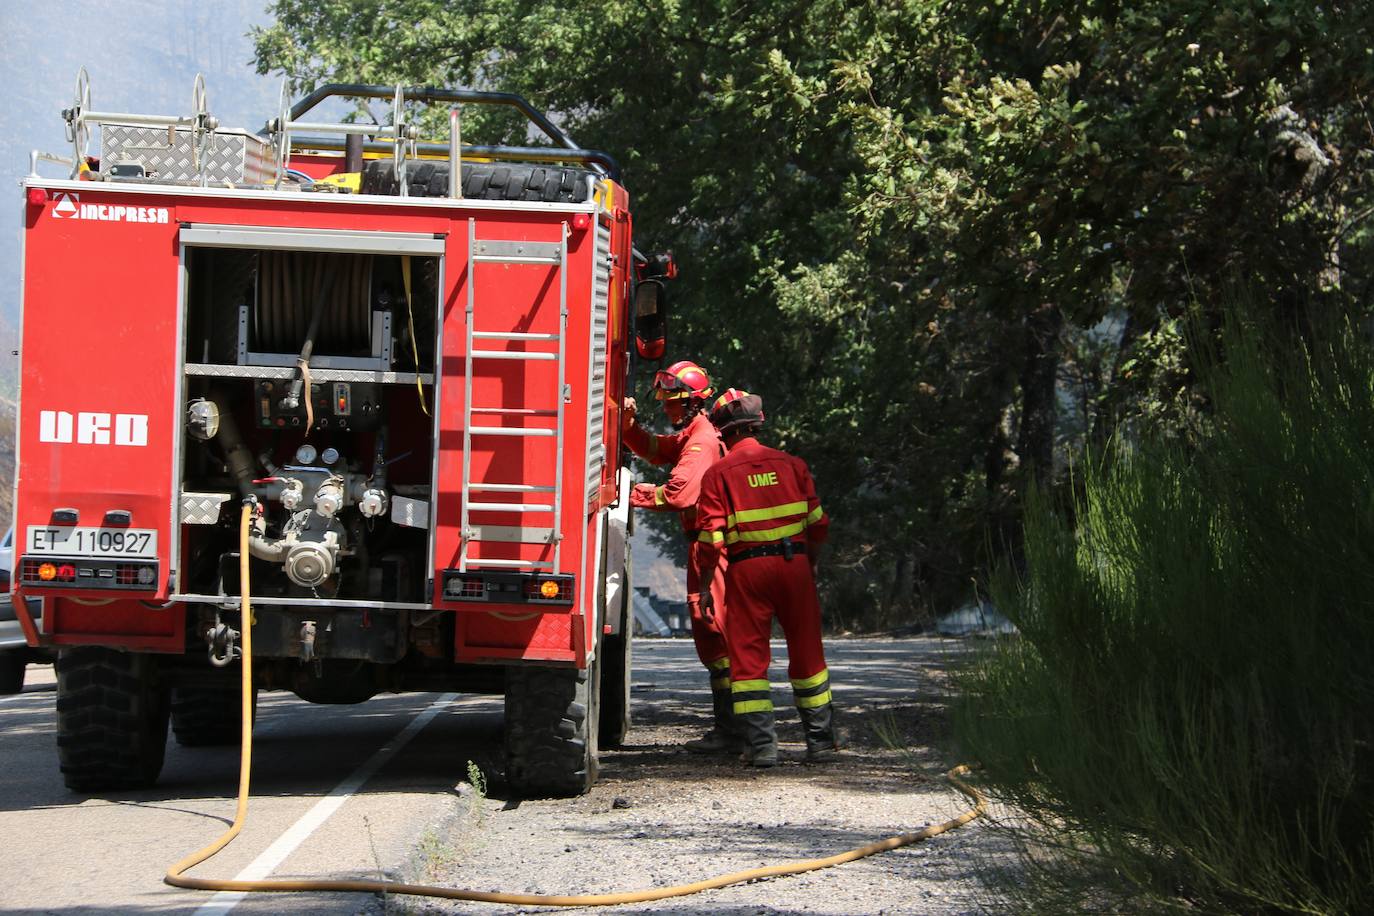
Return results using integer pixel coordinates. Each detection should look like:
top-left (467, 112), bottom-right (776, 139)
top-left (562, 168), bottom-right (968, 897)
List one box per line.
top-left (634, 280), bottom-right (667, 360)
top-left (633, 250), bottom-right (675, 360)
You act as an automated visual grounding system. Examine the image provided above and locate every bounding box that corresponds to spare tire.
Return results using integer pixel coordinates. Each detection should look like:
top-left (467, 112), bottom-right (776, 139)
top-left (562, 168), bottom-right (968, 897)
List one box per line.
top-left (361, 160), bottom-right (593, 203)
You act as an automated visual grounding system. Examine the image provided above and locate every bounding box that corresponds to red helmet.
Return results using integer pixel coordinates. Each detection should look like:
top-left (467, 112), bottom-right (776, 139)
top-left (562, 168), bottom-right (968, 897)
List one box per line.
top-left (708, 388), bottom-right (765, 434)
top-left (653, 360), bottom-right (714, 401)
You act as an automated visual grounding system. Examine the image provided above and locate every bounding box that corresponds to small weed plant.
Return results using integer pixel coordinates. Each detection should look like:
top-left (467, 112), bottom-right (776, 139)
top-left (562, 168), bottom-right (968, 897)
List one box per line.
top-left (413, 825), bottom-right (456, 884)
top-left (957, 317), bottom-right (1374, 913)
top-left (465, 759), bottom-right (488, 832)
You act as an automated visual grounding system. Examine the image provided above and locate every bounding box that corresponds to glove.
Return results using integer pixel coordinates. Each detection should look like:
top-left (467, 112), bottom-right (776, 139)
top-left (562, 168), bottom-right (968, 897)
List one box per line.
top-left (622, 396), bottom-right (638, 431)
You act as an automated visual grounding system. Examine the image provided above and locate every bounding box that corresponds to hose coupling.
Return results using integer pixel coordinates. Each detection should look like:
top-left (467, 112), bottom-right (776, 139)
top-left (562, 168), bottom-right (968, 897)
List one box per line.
top-left (279, 478), bottom-right (305, 510)
top-left (358, 488), bottom-right (389, 518)
top-left (313, 476), bottom-right (344, 518)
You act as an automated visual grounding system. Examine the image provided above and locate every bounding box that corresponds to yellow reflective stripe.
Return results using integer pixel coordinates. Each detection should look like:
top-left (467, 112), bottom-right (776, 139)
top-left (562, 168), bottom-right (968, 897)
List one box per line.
top-left (653, 485), bottom-right (666, 506)
top-left (726, 500), bottom-right (808, 528)
top-left (731, 520), bottom-right (807, 543)
top-left (796, 689), bottom-right (832, 709)
top-left (698, 530), bottom-right (725, 545)
top-left (733, 699), bottom-right (775, 714)
top-left (807, 505), bottom-right (824, 524)
top-left (706, 656), bottom-right (731, 671)
top-left (731, 678), bottom-right (770, 693)
top-left (790, 668), bottom-right (829, 690)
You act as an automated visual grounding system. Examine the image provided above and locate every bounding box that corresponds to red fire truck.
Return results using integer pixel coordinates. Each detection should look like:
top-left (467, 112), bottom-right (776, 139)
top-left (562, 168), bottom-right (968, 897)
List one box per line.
top-left (12, 73), bottom-right (669, 797)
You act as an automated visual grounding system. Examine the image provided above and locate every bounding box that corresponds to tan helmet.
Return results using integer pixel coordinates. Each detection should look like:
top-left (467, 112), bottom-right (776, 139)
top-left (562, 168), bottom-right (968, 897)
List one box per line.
top-left (708, 388), bottom-right (764, 434)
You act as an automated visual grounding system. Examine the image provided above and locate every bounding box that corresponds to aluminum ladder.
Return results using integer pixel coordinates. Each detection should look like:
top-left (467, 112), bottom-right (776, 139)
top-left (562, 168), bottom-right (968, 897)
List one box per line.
top-left (458, 218), bottom-right (569, 573)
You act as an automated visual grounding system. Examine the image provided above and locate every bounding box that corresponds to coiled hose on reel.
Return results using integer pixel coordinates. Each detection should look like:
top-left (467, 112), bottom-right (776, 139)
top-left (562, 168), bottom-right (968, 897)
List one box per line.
top-left (256, 251), bottom-right (372, 354)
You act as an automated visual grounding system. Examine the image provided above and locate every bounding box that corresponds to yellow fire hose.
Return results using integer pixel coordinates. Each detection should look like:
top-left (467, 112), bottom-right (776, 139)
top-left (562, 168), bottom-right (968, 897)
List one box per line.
top-left (165, 503), bottom-right (986, 905)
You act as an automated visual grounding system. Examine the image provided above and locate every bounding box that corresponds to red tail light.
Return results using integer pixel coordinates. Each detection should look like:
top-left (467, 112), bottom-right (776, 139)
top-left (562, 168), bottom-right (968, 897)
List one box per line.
top-left (21, 556), bottom-right (158, 590)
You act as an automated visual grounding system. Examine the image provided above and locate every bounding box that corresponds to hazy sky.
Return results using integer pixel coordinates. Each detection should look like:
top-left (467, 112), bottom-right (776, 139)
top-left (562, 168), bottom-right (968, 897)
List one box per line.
top-left (0, 1), bottom-right (282, 332)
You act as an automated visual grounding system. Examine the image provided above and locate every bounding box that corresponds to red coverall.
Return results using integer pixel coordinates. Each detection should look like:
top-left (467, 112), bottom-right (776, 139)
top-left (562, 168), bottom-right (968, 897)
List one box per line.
top-left (694, 435), bottom-right (834, 761)
top-left (623, 412), bottom-right (733, 704)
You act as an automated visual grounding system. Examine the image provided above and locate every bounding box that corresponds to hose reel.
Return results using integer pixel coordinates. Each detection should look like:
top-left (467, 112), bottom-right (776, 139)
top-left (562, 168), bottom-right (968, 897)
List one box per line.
top-left (255, 251), bottom-right (373, 355)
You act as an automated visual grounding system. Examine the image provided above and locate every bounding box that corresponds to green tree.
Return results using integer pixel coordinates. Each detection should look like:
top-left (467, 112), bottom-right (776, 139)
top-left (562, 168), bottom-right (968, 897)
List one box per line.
top-left (255, 0), bottom-right (1374, 625)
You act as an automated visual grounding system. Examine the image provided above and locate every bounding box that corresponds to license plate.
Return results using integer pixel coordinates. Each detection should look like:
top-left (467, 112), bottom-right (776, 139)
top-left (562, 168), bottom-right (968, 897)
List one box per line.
top-left (26, 526), bottom-right (158, 559)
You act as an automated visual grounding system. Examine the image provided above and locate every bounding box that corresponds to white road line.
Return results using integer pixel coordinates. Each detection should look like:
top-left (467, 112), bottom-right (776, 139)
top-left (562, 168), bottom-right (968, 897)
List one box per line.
top-left (195, 691), bottom-right (459, 916)
top-left (0, 689), bottom-right (54, 705)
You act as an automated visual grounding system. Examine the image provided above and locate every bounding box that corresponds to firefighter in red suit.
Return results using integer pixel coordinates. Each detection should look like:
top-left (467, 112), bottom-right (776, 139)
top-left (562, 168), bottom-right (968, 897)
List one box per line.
top-left (695, 389), bottom-right (836, 767)
top-left (622, 359), bottom-right (737, 752)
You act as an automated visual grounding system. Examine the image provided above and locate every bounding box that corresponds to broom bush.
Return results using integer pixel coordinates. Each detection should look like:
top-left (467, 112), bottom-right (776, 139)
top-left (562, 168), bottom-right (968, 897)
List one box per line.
top-left (957, 319), bottom-right (1374, 913)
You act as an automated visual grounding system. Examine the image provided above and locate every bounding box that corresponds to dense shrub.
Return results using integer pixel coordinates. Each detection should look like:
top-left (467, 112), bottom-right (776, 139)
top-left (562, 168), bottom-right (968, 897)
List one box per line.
top-left (957, 319), bottom-right (1374, 913)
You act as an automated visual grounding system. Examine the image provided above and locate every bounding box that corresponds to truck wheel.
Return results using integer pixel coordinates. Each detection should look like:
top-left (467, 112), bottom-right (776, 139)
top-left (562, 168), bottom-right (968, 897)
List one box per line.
top-left (0, 652), bottom-right (25, 695)
top-left (504, 661), bottom-right (600, 798)
top-left (56, 648), bottom-right (171, 792)
top-left (171, 686), bottom-right (256, 746)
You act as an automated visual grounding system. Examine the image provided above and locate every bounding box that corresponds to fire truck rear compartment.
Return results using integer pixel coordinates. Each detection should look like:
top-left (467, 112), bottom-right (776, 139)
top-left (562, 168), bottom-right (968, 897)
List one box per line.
top-left (179, 244), bottom-right (439, 669)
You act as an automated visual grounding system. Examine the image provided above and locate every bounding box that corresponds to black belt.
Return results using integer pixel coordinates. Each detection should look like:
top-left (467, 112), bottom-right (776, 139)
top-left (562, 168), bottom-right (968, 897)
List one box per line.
top-left (729, 539), bottom-right (806, 562)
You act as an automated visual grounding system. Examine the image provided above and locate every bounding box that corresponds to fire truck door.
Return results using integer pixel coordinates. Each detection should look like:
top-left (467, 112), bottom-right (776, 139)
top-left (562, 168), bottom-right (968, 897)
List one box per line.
top-left (16, 191), bottom-right (184, 600)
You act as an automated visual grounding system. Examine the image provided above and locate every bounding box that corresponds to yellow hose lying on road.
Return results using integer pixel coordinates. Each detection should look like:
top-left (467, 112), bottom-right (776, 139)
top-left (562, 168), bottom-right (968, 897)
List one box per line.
top-left (165, 502), bottom-right (986, 905)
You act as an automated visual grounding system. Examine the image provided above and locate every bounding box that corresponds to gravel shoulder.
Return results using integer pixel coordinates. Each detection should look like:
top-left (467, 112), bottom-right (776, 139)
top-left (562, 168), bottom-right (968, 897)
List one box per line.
top-left (369, 636), bottom-right (1016, 916)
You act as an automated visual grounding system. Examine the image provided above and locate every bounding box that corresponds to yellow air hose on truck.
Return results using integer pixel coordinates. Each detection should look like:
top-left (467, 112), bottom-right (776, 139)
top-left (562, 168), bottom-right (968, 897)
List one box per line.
top-left (165, 501), bottom-right (986, 905)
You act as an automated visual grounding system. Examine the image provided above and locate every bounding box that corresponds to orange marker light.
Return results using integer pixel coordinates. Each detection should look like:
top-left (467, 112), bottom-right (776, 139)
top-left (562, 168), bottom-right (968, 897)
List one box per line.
top-left (540, 580), bottom-right (560, 599)
top-left (38, 563), bottom-right (57, 581)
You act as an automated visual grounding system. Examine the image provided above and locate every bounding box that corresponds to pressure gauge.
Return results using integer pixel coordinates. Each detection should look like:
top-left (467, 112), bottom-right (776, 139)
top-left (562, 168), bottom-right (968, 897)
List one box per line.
top-left (295, 444), bottom-right (318, 465)
top-left (321, 447), bottom-right (341, 466)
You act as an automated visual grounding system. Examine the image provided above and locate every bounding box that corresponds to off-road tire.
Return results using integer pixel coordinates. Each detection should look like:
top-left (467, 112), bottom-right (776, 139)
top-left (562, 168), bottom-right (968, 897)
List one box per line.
top-left (56, 647), bottom-right (170, 792)
top-left (504, 661), bottom-right (600, 798)
top-left (0, 652), bottom-right (25, 695)
top-left (361, 160), bottom-right (592, 203)
top-left (171, 686), bottom-right (255, 747)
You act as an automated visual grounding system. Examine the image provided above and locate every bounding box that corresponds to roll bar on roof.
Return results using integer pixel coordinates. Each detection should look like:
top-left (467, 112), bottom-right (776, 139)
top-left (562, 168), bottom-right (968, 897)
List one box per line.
top-left (272, 83), bottom-right (621, 180)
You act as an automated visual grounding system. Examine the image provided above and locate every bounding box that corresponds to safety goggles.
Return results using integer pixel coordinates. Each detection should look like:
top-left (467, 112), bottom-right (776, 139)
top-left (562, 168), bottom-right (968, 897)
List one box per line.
top-left (652, 369), bottom-right (696, 400)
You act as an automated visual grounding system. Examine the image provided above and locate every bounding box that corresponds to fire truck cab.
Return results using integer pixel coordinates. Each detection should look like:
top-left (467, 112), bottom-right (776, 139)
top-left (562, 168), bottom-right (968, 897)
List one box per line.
top-left (13, 74), bottom-right (666, 797)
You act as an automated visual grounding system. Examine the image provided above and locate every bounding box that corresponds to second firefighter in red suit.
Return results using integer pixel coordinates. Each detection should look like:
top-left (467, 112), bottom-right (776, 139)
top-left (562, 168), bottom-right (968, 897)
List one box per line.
top-left (695, 389), bottom-right (837, 767)
top-left (622, 359), bottom-right (738, 753)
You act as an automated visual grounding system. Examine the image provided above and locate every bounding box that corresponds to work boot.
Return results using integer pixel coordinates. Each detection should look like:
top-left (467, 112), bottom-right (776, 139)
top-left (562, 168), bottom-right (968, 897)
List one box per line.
top-left (686, 669), bottom-right (743, 754)
top-left (798, 701), bottom-right (838, 762)
top-left (737, 710), bottom-right (778, 768)
top-left (684, 726), bottom-right (738, 754)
